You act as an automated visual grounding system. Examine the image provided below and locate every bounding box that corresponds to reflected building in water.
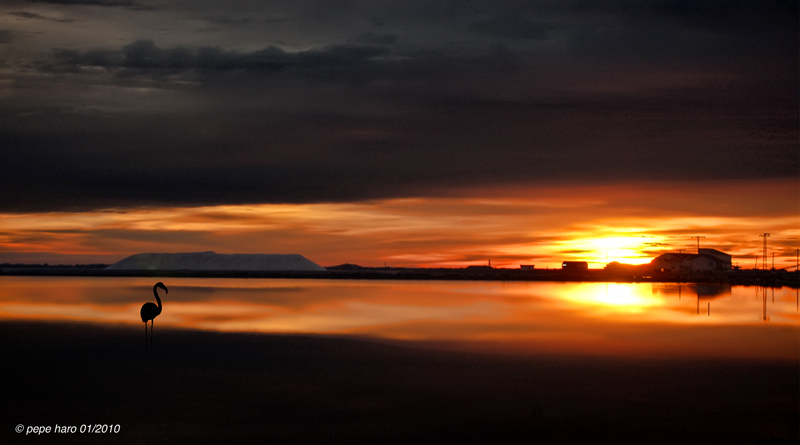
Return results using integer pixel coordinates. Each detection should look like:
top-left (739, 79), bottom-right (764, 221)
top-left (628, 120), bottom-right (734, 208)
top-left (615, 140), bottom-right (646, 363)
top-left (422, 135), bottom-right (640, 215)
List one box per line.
top-left (652, 283), bottom-right (732, 298)
top-left (653, 282), bottom-right (732, 315)
top-left (652, 282), bottom-right (795, 321)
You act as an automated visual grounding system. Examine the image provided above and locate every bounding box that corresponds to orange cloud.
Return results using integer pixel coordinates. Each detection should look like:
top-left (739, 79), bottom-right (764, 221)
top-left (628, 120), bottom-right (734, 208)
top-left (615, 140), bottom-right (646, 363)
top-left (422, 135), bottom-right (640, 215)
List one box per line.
top-left (0, 179), bottom-right (797, 268)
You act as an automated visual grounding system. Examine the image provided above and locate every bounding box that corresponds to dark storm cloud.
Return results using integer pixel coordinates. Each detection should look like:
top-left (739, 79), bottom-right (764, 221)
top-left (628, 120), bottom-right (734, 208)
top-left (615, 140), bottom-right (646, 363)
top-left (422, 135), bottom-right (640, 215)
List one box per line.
top-left (0, 0), bottom-right (797, 212)
top-left (469, 15), bottom-right (554, 40)
top-left (0, 30), bottom-right (15, 43)
top-left (574, 0), bottom-right (798, 35)
top-left (568, 1), bottom-right (797, 63)
top-left (351, 32), bottom-right (398, 46)
top-left (198, 16), bottom-right (250, 25)
top-left (42, 40), bottom-right (392, 81)
top-left (10, 11), bottom-right (74, 22)
top-left (26, 0), bottom-right (136, 6)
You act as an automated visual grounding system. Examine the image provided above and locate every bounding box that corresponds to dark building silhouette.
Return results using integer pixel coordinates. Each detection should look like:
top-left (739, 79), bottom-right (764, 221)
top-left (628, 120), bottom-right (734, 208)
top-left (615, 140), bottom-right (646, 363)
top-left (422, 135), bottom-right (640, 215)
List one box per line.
top-left (651, 248), bottom-right (732, 274)
top-left (561, 261), bottom-right (588, 271)
top-left (465, 265), bottom-right (494, 272)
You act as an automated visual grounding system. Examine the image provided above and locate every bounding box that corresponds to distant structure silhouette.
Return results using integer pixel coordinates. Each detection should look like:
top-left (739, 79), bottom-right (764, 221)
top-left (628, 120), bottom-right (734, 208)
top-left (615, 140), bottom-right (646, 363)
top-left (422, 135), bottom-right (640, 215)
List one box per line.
top-left (759, 233), bottom-right (770, 269)
top-left (141, 282), bottom-right (167, 347)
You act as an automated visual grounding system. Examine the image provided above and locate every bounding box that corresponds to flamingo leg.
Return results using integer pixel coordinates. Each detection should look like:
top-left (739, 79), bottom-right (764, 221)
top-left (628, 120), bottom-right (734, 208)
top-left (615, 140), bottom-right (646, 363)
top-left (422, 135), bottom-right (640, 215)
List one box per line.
top-left (151, 319), bottom-right (154, 346)
top-left (145, 322), bottom-right (148, 347)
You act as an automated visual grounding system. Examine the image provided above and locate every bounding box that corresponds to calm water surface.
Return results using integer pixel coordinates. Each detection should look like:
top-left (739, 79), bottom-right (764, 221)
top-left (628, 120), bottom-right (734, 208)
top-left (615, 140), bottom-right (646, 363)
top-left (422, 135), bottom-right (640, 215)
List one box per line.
top-left (1, 277), bottom-right (797, 359)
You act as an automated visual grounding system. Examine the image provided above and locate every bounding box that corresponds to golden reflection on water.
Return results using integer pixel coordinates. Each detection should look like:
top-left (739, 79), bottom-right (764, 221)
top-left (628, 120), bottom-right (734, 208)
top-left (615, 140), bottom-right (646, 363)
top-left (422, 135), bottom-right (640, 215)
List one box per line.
top-left (0, 277), bottom-right (797, 358)
top-left (558, 283), bottom-right (662, 311)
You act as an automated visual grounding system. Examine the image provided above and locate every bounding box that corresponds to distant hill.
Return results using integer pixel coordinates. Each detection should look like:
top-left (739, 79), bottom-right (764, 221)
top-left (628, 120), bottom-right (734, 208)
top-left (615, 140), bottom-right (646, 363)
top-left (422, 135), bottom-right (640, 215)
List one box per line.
top-left (107, 251), bottom-right (325, 271)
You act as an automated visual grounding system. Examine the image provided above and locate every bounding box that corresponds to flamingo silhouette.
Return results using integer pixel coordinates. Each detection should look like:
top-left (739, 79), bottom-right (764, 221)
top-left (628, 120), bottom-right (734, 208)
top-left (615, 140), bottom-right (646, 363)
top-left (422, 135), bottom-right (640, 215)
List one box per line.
top-left (141, 282), bottom-right (167, 347)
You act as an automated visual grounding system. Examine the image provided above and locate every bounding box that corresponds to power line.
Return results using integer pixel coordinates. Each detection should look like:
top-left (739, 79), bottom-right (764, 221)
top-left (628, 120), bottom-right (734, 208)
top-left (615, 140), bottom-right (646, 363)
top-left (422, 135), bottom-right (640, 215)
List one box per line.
top-left (758, 233), bottom-right (770, 269)
top-left (689, 236), bottom-right (705, 253)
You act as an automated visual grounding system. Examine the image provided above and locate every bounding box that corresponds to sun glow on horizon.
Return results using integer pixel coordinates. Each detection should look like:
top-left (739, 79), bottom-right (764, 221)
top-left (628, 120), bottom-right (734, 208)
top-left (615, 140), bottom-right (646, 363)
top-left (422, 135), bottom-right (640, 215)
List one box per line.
top-left (556, 235), bottom-right (668, 267)
top-left (0, 180), bottom-right (797, 269)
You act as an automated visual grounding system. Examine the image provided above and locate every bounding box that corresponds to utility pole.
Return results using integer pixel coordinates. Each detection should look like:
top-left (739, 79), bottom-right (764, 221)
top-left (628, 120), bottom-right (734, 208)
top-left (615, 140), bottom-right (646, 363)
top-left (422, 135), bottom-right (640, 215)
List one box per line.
top-left (689, 236), bottom-right (705, 254)
top-left (759, 233), bottom-right (770, 269)
top-left (678, 249), bottom-right (683, 275)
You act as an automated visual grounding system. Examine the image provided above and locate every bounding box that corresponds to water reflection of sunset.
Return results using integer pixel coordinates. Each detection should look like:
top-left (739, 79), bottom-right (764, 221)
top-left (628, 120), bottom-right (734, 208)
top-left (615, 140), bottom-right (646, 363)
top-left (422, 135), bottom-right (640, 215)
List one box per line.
top-left (559, 283), bottom-right (662, 311)
top-left (1, 277), bottom-right (796, 359)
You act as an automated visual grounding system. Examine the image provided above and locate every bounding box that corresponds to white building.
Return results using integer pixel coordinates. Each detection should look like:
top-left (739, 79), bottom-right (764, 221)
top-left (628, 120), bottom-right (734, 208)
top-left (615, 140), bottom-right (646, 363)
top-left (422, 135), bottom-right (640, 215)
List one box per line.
top-left (698, 249), bottom-right (732, 269)
top-left (651, 249), bottom-right (732, 274)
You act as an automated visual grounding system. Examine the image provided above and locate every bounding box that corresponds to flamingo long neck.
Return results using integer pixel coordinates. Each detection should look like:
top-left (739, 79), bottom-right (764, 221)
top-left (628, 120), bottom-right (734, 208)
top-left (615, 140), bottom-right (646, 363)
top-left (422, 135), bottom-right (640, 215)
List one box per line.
top-left (153, 286), bottom-right (163, 314)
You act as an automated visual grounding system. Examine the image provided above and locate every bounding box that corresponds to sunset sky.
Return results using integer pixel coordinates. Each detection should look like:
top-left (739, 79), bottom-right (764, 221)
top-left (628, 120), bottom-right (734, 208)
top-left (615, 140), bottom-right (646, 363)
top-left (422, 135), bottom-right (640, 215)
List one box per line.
top-left (1, 1), bottom-right (797, 268)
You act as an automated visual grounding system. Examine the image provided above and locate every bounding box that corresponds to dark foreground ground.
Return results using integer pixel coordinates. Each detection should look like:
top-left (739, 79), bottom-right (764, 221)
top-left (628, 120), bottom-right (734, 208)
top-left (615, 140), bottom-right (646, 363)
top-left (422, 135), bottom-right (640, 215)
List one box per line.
top-left (2, 321), bottom-right (797, 444)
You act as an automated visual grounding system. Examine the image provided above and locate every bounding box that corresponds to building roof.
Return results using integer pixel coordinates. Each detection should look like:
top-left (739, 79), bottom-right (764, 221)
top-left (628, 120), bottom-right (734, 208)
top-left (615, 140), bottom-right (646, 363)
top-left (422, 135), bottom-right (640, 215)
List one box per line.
top-left (652, 253), bottom-right (725, 265)
top-left (698, 248), bottom-right (732, 259)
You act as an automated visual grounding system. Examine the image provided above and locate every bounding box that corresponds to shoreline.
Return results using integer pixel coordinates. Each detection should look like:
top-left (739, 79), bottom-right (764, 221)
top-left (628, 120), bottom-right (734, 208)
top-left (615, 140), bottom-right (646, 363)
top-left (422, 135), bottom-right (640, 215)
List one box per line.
top-left (2, 267), bottom-right (797, 287)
